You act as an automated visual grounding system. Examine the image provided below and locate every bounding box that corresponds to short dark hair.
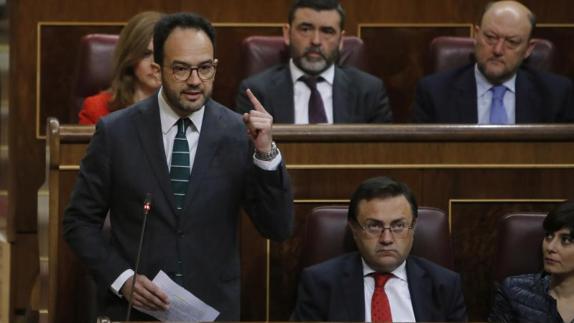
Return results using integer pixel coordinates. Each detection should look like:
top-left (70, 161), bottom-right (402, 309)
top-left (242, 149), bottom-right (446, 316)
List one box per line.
top-left (288, 0), bottom-right (346, 30)
top-left (153, 12), bottom-right (216, 66)
top-left (347, 176), bottom-right (418, 223)
top-left (543, 201), bottom-right (574, 238)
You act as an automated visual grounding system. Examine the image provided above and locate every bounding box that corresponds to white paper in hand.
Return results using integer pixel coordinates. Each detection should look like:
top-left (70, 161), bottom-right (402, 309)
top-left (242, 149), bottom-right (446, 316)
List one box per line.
top-left (135, 270), bottom-right (220, 322)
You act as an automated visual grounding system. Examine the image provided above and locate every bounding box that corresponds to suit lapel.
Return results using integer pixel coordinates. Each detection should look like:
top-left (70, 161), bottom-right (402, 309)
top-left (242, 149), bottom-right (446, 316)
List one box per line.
top-left (332, 67), bottom-right (353, 123)
top-left (407, 257), bottom-right (436, 322)
top-left (454, 67), bottom-right (479, 123)
top-left (515, 69), bottom-right (539, 123)
top-left (341, 253), bottom-right (366, 321)
top-left (134, 97), bottom-right (179, 219)
top-left (269, 68), bottom-right (295, 123)
top-left (182, 99), bottom-right (224, 211)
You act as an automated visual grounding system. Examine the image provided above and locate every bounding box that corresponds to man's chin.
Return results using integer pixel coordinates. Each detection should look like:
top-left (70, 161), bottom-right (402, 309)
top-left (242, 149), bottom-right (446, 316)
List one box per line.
top-left (297, 59), bottom-right (328, 75)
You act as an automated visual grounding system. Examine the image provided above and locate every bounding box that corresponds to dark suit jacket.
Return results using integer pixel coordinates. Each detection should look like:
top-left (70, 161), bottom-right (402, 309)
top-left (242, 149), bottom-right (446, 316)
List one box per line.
top-left (63, 95), bottom-right (294, 321)
top-left (412, 64), bottom-right (574, 123)
top-left (235, 64), bottom-right (392, 123)
top-left (291, 252), bottom-right (467, 322)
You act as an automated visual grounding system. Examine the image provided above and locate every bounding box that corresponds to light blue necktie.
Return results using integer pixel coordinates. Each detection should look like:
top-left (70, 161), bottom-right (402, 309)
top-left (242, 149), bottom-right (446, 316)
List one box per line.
top-left (489, 85), bottom-right (508, 124)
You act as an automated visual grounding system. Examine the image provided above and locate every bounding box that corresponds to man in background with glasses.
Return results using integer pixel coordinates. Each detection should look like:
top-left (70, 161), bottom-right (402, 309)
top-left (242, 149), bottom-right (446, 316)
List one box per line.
top-left (291, 176), bottom-right (467, 322)
top-left (413, 1), bottom-right (573, 124)
top-left (64, 12), bottom-right (293, 321)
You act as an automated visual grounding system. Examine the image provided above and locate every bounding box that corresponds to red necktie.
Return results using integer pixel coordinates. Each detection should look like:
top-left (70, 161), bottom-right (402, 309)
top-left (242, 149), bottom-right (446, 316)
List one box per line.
top-left (371, 273), bottom-right (393, 322)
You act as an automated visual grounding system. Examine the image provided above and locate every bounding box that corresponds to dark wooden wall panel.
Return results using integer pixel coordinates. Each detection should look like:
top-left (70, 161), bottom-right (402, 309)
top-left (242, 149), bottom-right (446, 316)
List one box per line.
top-left (360, 25), bottom-right (472, 122)
top-left (10, 0), bottom-right (574, 321)
top-left (534, 25), bottom-right (574, 80)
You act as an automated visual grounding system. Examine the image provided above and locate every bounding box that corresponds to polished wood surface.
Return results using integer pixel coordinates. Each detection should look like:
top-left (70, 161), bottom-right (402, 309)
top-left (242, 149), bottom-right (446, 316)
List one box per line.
top-left (39, 123), bottom-right (574, 322)
top-left (10, 0), bottom-right (574, 320)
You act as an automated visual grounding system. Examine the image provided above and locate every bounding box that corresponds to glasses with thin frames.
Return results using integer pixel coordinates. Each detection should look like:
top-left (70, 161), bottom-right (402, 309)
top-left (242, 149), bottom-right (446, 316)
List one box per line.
top-left (170, 60), bottom-right (218, 82)
top-left (354, 219), bottom-right (415, 239)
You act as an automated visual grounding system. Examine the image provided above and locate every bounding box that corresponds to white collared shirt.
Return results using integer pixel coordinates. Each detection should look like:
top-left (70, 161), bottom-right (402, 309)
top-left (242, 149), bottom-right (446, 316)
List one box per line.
top-left (362, 258), bottom-right (416, 322)
top-left (289, 59), bottom-right (335, 124)
top-left (475, 64), bottom-right (517, 124)
top-left (158, 87), bottom-right (203, 171)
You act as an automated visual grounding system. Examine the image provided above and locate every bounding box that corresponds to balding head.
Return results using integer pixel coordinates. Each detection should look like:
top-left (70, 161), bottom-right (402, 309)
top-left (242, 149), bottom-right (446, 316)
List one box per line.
top-left (474, 1), bottom-right (536, 84)
top-left (480, 1), bottom-right (536, 39)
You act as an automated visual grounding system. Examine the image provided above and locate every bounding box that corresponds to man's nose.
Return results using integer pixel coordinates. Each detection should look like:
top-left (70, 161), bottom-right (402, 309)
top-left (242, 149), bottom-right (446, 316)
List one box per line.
top-left (492, 38), bottom-right (505, 55)
top-left (311, 30), bottom-right (321, 45)
top-left (186, 69), bottom-right (202, 85)
top-left (378, 228), bottom-right (394, 244)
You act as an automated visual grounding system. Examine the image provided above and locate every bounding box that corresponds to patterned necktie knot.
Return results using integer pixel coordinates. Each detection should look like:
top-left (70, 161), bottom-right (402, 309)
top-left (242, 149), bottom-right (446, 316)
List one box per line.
top-left (374, 272), bottom-right (393, 288)
top-left (177, 118), bottom-right (192, 135)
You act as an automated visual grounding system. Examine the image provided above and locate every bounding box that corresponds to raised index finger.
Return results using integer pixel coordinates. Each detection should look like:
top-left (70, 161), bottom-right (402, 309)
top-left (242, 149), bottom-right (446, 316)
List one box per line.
top-left (246, 88), bottom-right (268, 113)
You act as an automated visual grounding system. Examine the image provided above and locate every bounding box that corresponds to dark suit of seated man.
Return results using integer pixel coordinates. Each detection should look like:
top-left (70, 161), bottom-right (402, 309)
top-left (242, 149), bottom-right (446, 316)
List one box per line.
top-left (291, 176), bottom-right (467, 322)
top-left (235, 0), bottom-right (392, 124)
top-left (413, 1), bottom-right (574, 124)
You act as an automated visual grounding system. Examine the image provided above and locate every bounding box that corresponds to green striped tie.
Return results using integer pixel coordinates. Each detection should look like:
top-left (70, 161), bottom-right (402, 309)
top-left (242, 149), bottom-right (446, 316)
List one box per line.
top-left (170, 118), bottom-right (192, 210)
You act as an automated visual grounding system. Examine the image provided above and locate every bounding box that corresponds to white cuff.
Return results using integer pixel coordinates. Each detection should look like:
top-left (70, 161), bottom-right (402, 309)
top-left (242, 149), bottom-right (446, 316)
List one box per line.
top-left (253, 149), bottom-right (282, 170)
top-left (110, 269), bottom-right (134, 298)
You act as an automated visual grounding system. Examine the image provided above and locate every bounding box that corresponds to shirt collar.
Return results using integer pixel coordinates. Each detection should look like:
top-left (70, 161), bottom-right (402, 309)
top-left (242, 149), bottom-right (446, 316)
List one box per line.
top-left (361, 257), bottom-right (408, 282)
top-left (158, 87), bottom-right (205, 134)
top-left (289, 59), bottom-right (335, 85)
top-left (474, 63), bottom-right (516, 97)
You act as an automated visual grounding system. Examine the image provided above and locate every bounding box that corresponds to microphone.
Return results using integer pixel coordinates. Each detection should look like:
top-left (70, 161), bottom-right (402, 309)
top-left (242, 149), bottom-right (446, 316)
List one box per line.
top-left (126, 193), bottom-right (152, 321)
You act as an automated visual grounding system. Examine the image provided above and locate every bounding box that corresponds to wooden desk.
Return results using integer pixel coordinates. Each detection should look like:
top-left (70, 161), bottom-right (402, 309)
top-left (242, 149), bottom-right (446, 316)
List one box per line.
top-left (38, 120), bottom-right (574, 322)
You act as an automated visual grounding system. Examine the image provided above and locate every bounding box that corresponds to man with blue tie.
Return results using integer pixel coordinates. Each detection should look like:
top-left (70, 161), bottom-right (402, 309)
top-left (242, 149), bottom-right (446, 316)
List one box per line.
top-left (63, 12), bottom-right (293, 321)
top-left (413, 1), bottom-right (574, 124)
top-left (291, 177), bottom-right (467, 322)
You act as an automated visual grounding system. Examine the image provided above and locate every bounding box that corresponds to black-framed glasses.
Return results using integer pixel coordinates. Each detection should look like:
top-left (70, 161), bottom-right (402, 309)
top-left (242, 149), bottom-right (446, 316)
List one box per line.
top-left (170, 60), bottom-right (218, 82)
top-left (354, 219), bottom-right (415, 239)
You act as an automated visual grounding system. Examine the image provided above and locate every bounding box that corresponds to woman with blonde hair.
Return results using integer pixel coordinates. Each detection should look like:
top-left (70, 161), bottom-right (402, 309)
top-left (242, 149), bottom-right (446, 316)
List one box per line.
top-left (79, 11), bottom-right (164, 124)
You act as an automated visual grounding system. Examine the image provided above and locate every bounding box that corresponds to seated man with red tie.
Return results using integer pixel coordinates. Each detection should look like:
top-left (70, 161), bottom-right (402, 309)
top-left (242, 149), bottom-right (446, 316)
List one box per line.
top-left (235, 0), bottom-right (392, 124)
top-left (291, 176), bottom-right (467, 322)
top-left (412, 1), bottom-right (574, 124)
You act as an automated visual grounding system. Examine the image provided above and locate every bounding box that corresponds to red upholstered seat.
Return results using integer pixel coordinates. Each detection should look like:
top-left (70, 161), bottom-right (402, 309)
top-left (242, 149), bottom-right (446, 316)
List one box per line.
top-left (70, 33), bottom-right (119, 122)
top-left (240, 35), bottom-right (367, 79)
top-left (494, 212), bottom-right (546, 282)
top-left (300, 205), bottom-right (453, 270)
top-left (429, 36), bottom-right (555, 73)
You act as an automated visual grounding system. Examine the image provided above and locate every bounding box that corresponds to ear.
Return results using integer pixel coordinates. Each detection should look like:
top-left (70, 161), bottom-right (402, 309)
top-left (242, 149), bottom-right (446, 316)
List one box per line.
top-left (523, 39), bottom-right (536, 59)
top-left (339, 29), bottom-right (346, 51)
top-left (473, 25), bottom-right (481, 42)
top-left (282, 24), bottom-right (291, 46)
top-left (348, 221), bottom-right (359, 240)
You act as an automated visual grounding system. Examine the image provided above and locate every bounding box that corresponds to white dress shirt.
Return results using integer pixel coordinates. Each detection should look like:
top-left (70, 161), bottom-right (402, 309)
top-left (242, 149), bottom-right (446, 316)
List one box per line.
top-left (290, 59), bottom-right (335, 124)
top-left (362, 258), bottom-right (416, 322)
top-left (475, 64), bottom-right (517, 124)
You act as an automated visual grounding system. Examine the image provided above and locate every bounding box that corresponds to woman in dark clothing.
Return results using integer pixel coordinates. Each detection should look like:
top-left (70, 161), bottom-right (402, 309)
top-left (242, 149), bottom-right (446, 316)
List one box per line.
top-left (489, 202), bottom-right (574, 323)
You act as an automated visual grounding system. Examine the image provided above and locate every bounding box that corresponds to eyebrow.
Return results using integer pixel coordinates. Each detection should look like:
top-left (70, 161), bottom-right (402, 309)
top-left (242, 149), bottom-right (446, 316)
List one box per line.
top-left (364, 217), bottom-right (408, 224)
top-left (171, 59), bottom-right (214, 66)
